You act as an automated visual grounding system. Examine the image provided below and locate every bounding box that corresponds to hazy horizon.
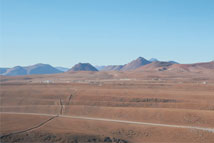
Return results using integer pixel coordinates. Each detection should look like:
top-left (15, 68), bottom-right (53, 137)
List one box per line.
top-left (1, 0), bottom-right (214, 67)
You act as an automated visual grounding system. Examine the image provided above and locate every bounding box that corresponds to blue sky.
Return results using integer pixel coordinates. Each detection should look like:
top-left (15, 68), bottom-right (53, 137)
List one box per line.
top-left (1, 0), bottom-right (214, 67)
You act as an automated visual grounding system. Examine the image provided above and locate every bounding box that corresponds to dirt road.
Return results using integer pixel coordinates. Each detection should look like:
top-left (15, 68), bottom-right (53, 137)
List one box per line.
top-left (1, 112), bottom-right (214, 133)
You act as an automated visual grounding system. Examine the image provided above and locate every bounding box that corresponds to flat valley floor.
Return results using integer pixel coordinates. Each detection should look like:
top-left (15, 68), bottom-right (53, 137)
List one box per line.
top-left (1, 71), bottom-right (214, 143)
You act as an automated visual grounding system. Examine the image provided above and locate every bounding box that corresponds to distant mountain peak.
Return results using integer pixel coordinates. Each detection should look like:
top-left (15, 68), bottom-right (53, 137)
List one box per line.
top-left (136, 57), bottom-right (147, 61)
top-left (26, 63), bottom-right (62, 75)
top-left (121, 57), bottom-right (151, 71)
top-left (2, 63), bottom-right (62, 76)
top-left (69, 63), bottom-right (98, 71)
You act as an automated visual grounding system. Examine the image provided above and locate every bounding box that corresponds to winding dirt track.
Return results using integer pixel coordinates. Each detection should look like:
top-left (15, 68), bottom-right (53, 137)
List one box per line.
top-left (1, 112), bottom-right (214, 133)
top-left (0, 115), bottom-right (58, 138)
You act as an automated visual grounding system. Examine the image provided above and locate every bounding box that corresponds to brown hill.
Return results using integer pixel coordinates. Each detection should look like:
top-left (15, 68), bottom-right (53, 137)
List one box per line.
top-left (135, 61), bottom-right (174, 71)
top-left (169, 61), bottom-right (214, 72)
top-left (121, 57), bottom-right (151, 71)
top-left (134, 61), bottom-right (214, 73)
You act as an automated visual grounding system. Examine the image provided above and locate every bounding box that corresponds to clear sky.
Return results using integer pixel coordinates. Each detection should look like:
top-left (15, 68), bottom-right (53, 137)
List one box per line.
top-left (0, 0), bottom-right (214, 68)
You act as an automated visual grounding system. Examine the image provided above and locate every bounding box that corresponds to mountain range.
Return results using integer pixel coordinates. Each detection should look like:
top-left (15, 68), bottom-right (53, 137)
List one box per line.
top-left (95, 57), bottom-right (179, 71)
top-left (95, 57), bottom-right (151, 71)
top-left (0, 64), bottom-right (63, 76)
top-left (1, 57), bottom-right (213, 76)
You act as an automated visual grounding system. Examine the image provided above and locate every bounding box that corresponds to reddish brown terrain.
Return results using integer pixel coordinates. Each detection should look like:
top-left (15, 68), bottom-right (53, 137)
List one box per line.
top-left (1, 66), bottom-right (214, 142)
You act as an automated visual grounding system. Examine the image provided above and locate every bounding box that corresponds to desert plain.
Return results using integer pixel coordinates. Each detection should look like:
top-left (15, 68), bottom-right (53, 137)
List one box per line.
top-left (1, 70), bottom-right (214, 143)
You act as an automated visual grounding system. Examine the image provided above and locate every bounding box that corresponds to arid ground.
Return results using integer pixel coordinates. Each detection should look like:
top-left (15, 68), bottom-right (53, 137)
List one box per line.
top-left (1, 70), bottom-right (214, 143)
